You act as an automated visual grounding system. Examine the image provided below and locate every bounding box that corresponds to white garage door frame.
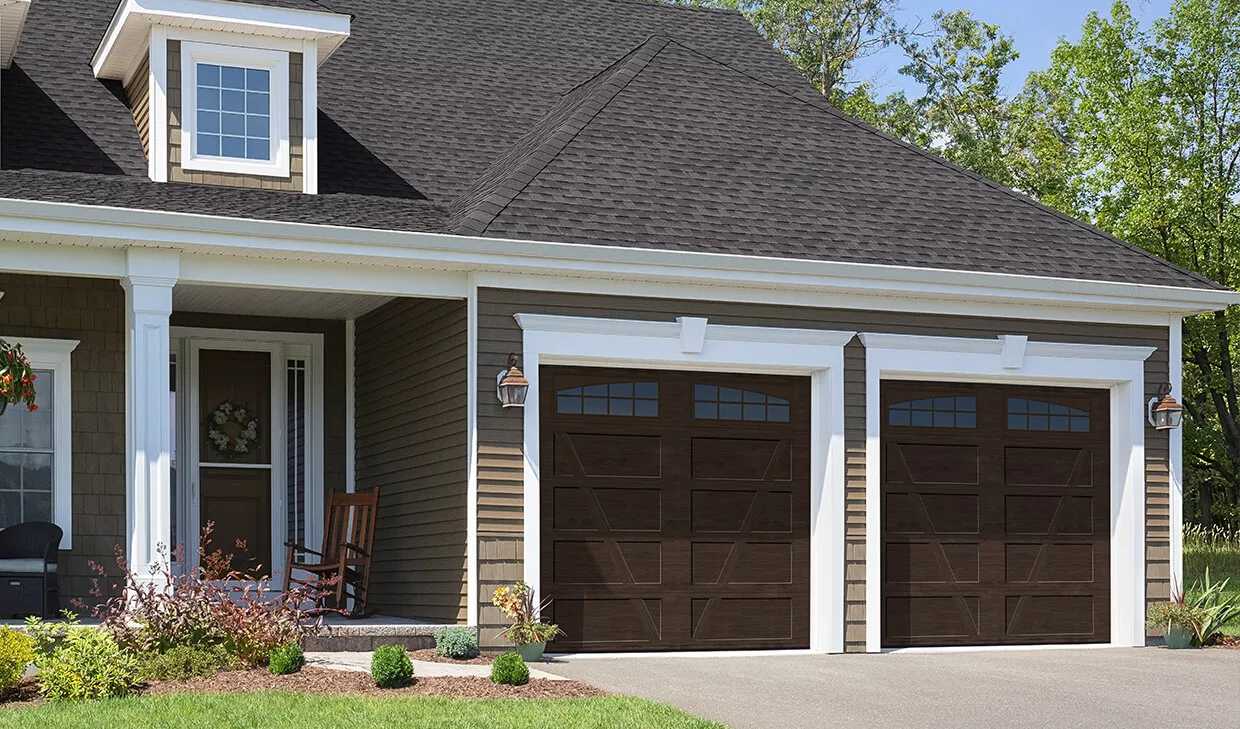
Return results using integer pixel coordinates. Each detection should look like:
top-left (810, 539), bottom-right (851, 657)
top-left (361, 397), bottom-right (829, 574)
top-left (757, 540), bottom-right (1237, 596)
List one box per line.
top-left (515, 313), bottom-right (855, 653)
top-left (860, 332), bottom-right (1155, 653)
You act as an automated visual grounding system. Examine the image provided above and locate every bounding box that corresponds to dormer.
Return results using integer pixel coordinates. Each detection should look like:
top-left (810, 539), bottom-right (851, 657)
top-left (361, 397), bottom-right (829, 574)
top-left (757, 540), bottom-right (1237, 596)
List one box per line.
top-left (91, 0), bottom-right (350, 194)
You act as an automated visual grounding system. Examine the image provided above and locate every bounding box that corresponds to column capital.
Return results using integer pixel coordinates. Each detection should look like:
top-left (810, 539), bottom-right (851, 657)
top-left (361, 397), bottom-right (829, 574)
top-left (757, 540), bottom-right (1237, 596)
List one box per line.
top-left (122, 248), bottom-right (178, 317)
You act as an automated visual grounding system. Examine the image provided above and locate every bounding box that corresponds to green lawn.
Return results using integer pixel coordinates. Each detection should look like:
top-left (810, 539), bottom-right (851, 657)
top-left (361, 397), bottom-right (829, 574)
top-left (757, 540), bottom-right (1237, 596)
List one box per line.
top-left (0, 693), bottom-right (725, 729)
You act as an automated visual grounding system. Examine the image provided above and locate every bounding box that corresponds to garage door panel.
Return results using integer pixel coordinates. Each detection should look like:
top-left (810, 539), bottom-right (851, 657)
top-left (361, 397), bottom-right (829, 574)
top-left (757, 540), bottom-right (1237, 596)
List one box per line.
top-left (882, 382), bottom-right (1110, 648)
top-left (691, 541), bottom-right (794, 585)
top-left (543, 367), bottom-right (810, 652)
top-left (691, 597), bottom-right (795, 642)
top-left (554, 432), bottom-right (663, 478)
top-left (886, 443), bottom-right (980, 485)
top-left (1005, 447), bottom-right (1094, 487)
top-left (1005, 495), bottom-right (1098, 536)
top-left (885, 596), bottom-right (981, 641)
top-left (886, 542), bottom-right (980, 584)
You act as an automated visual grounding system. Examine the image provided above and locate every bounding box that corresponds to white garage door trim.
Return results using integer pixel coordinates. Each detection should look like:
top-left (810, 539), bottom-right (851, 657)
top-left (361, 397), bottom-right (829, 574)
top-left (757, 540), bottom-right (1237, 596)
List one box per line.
top-left (859, 333), bottom-right (1156, 653)
top-left (515, 313), bottom-right (855, 653)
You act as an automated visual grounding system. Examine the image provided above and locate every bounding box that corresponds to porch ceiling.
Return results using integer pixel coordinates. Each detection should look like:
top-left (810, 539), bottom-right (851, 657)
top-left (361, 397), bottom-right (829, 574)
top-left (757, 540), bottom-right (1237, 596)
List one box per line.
top-left (173, 283), bottom-right (394, 319)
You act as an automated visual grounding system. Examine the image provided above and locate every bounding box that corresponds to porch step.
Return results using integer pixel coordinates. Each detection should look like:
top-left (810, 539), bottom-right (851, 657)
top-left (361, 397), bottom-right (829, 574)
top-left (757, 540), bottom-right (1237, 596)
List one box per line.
top-left (304, 616), bottom-right (464, 652)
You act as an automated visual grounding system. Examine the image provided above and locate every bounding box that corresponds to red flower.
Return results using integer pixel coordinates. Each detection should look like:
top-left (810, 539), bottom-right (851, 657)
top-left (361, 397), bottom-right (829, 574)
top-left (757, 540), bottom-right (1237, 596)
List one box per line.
top-left (28, 404), bottom-right (38, 412)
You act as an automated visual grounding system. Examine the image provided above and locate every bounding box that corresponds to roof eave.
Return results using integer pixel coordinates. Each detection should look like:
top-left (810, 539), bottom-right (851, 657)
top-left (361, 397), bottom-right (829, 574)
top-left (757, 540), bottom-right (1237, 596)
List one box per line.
top-left (0, 196), bottom-right (1234, 319)
top-left (0, 0), bottom-right (31, 70)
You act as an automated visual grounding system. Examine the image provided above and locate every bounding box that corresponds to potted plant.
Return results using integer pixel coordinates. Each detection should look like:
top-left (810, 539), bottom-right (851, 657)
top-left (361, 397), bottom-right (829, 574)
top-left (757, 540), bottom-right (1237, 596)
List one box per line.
top-left (492, 581), bottom-right (562, 661)
top-left (0, 339), bottom-right (37, 416)
top-left (1147, 596), bottom-right (1205, 649)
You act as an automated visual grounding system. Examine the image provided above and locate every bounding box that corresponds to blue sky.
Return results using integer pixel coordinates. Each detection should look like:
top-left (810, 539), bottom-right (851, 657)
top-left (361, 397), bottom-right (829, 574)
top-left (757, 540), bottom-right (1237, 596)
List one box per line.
top-left (850, 0), bottom-right (1173, 98)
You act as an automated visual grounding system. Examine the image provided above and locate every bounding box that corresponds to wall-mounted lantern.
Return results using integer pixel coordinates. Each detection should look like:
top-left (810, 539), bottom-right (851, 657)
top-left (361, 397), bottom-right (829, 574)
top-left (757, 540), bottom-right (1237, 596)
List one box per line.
top-left (496, 353), bottom-right (529, 408)
top-left (1147, 383), bottom-right (1184, 431)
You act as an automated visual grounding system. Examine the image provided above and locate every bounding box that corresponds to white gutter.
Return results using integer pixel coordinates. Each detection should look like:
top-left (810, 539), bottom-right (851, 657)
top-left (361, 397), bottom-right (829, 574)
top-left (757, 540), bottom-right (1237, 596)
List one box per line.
top-left (0, 196), bottom-right (1236, 315)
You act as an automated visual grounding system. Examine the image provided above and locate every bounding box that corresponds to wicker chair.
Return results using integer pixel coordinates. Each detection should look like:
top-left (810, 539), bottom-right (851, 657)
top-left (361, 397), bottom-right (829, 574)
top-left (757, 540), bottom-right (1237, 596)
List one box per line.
top-left (0, 521), bottom-right (62, 618)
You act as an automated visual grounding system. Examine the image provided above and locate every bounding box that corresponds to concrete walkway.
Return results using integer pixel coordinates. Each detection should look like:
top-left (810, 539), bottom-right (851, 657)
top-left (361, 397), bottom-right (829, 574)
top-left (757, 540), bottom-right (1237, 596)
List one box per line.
top-left (307, 651), bottom-right (571, 681)
top-left (547, 647), bottom-right (1240, 729)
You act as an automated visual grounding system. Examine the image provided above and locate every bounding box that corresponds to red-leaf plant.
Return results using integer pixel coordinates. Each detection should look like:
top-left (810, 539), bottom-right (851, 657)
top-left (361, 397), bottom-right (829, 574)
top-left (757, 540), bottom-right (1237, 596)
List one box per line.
top-left (78, 523), bottom-right (334, 666)
top-left (0, 339), bottom-right (38, 412)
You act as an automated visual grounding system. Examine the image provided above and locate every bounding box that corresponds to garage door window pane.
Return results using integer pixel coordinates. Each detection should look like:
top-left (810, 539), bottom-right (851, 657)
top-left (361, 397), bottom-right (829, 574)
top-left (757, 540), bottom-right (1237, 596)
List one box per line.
top-left (1007, 398), bottom-right (1088, 432)
top-left (888, 395), bottom-right (975, 428)
top-left (695, 385), bottom-right (790, 422)
top-left (556, 383), bottom-right (658, 417)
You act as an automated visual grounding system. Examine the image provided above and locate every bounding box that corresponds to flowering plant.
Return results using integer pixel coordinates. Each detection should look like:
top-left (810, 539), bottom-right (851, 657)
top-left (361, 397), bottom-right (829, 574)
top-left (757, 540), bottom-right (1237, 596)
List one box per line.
top-left (0, 339), bottom-right (37, 413)
top-left (207, 400), bottom-right (259, 457)
top-left (492, 581), bottom-right (562, 646)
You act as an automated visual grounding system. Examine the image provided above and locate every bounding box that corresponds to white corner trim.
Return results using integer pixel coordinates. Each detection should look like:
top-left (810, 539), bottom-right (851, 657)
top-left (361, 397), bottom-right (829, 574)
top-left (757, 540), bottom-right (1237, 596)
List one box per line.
top-left (179, 41), bottom-right (291, 178)
top-left (860, 332), bottom-right (1150, 652)
top-left (1168, 315), bottom-right (1184, 598)
top-left (3, 337), bottom-right (79, 549)
top-left (677, 316), bottom-right (708, 354)
top-left (466, 273), bottom-right (480, 628)
top-left (300, 39), bottom-right (318, 195)
top-left (517, 313), bottom-right (854, 653)
top-left (1000, 334), bottom-right (1028, 369)
top-left (148, 26), bottom-right (169, 182)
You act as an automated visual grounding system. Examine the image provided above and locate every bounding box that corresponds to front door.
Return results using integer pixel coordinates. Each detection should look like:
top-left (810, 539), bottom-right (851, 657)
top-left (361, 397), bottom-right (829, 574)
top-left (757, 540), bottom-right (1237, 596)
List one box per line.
top-left (197, 348), bottom-right (272, 576)
top-left (173, 330), bottom-right (324, 583)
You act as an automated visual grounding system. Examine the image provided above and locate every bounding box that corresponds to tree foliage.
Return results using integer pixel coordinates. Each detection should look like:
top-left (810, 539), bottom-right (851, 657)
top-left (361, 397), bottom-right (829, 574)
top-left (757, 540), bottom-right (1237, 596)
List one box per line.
top-left (662, 0), bottom-right (1240, 528)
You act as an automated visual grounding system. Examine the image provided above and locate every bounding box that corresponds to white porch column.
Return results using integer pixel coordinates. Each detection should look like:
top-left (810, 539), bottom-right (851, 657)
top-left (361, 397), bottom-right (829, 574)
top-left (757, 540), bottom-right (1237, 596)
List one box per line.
top-left (123, 248), bottom-right (179, 581)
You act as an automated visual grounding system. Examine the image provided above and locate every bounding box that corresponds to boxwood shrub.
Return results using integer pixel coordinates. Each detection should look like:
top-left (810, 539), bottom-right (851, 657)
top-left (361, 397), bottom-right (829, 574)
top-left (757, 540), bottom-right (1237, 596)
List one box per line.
top-left (490, 651), bottom-right (529, 686)
top-left (268, 642), bottom-right (305, 675)
top-left (370, 645), bottom-right (413, 688)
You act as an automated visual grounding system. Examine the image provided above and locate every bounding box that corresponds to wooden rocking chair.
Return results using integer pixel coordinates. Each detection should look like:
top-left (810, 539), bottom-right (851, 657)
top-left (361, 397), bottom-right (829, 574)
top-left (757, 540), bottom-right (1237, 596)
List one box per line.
top-left (283, 489), bottom-right (379, 617)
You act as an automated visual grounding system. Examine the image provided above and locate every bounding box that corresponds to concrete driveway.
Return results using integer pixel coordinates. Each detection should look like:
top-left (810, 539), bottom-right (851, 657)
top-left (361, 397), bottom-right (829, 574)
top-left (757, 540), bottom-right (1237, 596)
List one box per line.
top-left (546, 648), bottom-right (1240, 729)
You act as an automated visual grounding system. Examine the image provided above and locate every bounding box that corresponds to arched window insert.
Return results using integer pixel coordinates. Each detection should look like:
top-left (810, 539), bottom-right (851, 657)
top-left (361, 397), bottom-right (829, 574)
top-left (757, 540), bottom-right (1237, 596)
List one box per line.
top-left (556, 382), bottom-right (658, 417)
top-left (888, 396), bottom-right (977, 428)
top-left (694, 384), bottom-right (790, 422)
top-left (1007, 398), bottom-right (1089, 432)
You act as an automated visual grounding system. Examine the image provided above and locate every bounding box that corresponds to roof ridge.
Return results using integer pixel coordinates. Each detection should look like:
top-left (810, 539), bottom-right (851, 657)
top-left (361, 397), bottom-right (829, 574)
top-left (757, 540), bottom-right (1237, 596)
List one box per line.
top-left (607, 0), bottom-right (743, 18)
top-left (448, 36), bottom-right (672, 236)
top-left (655, 37), bottom-right (1225, 291)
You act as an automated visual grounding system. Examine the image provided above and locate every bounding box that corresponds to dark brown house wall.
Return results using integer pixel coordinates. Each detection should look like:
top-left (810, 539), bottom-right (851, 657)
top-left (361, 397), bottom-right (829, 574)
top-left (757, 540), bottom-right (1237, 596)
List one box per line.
top-left (169, 312), bottom-right (347, 500)
top-left (0, 274), bottom-right (125, 605)
top-left (476, 288), bottom-right (1171, 651)
top-left (354, 298), bottom-right (469, 622)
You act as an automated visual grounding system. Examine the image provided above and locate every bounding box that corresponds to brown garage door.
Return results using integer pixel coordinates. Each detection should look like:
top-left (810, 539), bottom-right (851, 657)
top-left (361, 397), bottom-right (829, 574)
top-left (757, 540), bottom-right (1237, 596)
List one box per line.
top-left (541, 366), bottom-right (810, 652)
top-left (881, 382), bottom-right (1111, 647)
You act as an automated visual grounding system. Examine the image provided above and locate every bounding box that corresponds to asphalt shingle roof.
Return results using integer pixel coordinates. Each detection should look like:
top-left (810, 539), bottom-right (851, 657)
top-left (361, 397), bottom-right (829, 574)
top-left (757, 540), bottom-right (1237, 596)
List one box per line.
top-left (0, 0), bottom-right (1222, 290)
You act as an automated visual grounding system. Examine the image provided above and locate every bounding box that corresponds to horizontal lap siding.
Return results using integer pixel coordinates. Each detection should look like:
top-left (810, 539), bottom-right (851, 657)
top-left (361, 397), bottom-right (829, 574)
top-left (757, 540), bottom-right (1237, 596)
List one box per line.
top-left (476, 288), bottom-right (1169, 651)
top-left (0, 274), bottom-right (125, 605)
top-left (355, 299), bottom-right (468, 622)
top-left (124, 53), bottom-right (151, 161)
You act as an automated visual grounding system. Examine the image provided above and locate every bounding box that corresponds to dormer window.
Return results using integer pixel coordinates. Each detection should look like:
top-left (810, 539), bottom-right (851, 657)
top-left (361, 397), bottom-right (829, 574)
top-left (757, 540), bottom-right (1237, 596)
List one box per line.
top-left (181, 43), bottom-right (289, 177)
top-left (90, 0), bottom-right (350, 194)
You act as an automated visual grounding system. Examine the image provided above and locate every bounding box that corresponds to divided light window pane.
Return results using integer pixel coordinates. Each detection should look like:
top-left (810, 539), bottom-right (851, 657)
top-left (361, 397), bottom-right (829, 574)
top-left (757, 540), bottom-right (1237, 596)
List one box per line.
top-left (196, 63), bottom-right (272, 162)
top-left (0, 370), bottom-right (54, 529)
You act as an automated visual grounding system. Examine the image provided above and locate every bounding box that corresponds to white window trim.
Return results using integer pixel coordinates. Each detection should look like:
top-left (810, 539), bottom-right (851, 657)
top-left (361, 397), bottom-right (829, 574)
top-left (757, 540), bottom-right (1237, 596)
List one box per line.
top-left (1, 337), bottom-right (79, 549)
top-left (515, 313), bottom-right (854, 653)
top-left (859, 332), bottom-right (1156, 653)
top-left (179, 41), bottom-right (290, 178)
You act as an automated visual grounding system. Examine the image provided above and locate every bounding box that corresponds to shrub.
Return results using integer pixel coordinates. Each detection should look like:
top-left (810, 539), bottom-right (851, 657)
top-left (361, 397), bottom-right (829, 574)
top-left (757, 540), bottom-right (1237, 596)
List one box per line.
top-left (1185, 568), bottom-right (1240, 646)
top-left (370, 645), bottom-right (413, 689)
top-left (30, 621), bottom-right (138, 702)
top-left (490, 651), bottom-right (529, 686)
top-left (140, 644), bottom-right (233, 681)
top-left (268, 642), bottom-right (305, 675)
top-left (0, 626), bottom-right (35, 693)
top-left (83, 524), bottom-right (326, 667)
top-left (433, 627), bottom-right (480, 660)
top-left (492, 582), bottom-right (562, 647)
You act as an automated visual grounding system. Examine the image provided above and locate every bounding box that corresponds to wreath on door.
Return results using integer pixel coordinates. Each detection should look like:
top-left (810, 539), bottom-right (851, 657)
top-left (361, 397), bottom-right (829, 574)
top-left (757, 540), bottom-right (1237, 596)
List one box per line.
top-left (207, 400), bottom-right (259, 457)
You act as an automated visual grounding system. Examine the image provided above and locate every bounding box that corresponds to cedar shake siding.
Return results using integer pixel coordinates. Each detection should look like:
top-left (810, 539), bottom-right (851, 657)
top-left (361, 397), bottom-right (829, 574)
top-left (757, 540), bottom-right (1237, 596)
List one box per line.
top-left (168, 313), bottom-right (348, 500)
top-left (166, 40), bottom-right (305, 192)
top-left (476, 288), bottom-right (1172, 651)
top-left (124, 52), bottom-right (151, 161)
top-left (355, 298), bottom-right (469, 623)
top-left (0, 274), bottom-right (125, 605)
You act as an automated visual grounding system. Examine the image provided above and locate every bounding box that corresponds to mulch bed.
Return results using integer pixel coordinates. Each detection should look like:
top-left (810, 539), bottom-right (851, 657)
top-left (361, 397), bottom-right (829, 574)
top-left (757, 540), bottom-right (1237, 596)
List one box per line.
top-left (1209, 635), bottom-right (1240, 649)
top-left (0, 667), bottom-right (605, 707)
